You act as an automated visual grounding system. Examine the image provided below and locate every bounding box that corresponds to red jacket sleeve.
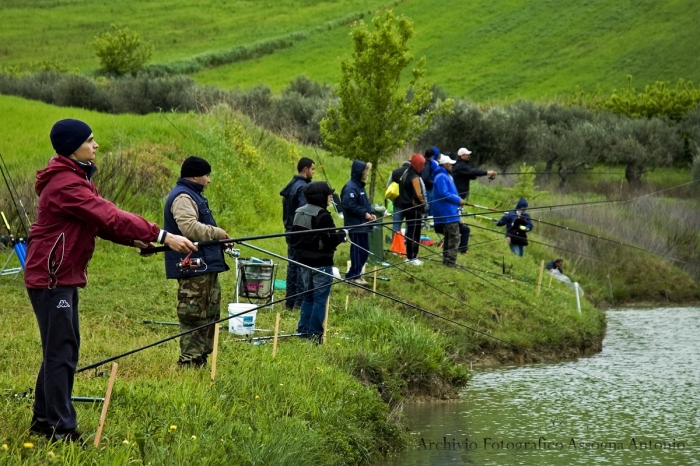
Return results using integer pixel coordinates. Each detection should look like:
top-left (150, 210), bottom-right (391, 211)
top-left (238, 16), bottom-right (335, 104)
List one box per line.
top-left (59, 180), bottom-right (161, 243)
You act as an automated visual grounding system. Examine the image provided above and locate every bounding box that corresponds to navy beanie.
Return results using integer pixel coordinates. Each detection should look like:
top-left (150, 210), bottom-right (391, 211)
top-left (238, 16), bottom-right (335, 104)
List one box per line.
top-left (50, 119), bottom-right (92, 157)
top-left (181, 156), bottom-right (212, 178)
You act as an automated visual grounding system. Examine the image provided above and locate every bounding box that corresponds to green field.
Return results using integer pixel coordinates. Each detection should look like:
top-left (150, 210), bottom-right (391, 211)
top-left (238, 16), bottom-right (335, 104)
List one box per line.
top-left (3, 0), bottom-right (699, 100)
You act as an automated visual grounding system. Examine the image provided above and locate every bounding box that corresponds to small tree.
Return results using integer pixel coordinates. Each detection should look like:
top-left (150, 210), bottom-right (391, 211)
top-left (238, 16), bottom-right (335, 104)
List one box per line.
top-left (320, 11), bottom-right (449, 200)
top-left (91, 25), bottom-right (153, 75)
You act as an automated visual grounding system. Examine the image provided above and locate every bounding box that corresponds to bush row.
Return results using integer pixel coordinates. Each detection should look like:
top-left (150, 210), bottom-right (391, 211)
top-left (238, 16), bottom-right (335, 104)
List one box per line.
top-left (2, 69), bottom-right (699, 182)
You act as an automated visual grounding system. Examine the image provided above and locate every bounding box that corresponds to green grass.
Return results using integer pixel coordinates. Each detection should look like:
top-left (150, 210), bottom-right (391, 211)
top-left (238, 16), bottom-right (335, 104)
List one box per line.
top-left (3, 0), bottom-right (699, 100)
top-left (0, 0), bottom-right (390, 73)
top-left (0, 96), bottom-right (615, 463)
top-left (192, 0), bottom-right (700, 99)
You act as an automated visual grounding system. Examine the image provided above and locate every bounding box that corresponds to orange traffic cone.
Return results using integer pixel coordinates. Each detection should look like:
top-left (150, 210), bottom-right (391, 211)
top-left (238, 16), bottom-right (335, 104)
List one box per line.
top-left (390, 231), bottom-right (407, 256)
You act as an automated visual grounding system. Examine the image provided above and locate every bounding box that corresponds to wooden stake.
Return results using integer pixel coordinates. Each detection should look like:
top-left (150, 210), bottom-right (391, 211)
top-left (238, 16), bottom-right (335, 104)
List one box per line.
top-left (210, 323), bottom-right (220, 382)
top-left (321, 297), bottom-right (330, 345)
top-left (345, 294), bottom-right (349, 311)
top-left (373, 266), bottom-right (377, 292)
top-left (536, 260), bottom-right (544, 296)
top-left (548, 272), bottom-right (553, 288)
top-left (272, 312), bottom-right (281, 358)
top-left (93, 363), bottom-right (118, 447)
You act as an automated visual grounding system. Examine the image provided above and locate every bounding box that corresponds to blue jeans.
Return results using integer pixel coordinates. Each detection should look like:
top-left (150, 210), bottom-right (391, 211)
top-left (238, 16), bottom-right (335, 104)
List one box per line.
top-left (297, 265), bottom-right (333, 339)
top-left (285, 242), bottom-right (304, 309)
top-left (347, 232), bottom-right (369, 279)
top-left (391, 210), bottom-right (403, 234)
top-left (509, 244), bottom-right (524, 257)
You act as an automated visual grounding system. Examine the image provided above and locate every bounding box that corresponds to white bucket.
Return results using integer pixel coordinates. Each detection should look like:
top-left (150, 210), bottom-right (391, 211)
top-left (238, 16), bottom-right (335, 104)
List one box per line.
top-left (228, 303), bottom-right (258, 335)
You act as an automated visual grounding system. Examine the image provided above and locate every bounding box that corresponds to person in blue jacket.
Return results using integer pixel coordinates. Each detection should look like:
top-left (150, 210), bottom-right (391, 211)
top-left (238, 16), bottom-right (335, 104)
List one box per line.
top-left (341, 160), bottom-right (376, 284)
top-left (432, 154), bottom-right (465, 267)
top-left (496, 198), bottom-right (533, 257)
top-left (421, 147), bottom-right (440, 215)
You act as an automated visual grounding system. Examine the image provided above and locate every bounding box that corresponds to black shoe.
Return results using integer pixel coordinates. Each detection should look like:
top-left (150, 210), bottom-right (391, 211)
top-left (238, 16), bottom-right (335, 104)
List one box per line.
top-left (29, 416), bottom-right (53, 438)
top-left (192, 355), bottom-right (207, 369)
top-left (52, 429), bottom-right (84, 445)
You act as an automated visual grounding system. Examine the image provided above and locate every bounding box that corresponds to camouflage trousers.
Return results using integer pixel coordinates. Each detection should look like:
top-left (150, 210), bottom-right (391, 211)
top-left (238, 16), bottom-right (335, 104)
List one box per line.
top-left (176, 273), bottom-right (221, 364)
top-left (442, 222), bottom-right (461, 266)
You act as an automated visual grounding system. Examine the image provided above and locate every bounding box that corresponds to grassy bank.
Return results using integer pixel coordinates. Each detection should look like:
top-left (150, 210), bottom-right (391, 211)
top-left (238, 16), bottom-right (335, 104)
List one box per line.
top-left (0, 96), bottom-right (616, 463)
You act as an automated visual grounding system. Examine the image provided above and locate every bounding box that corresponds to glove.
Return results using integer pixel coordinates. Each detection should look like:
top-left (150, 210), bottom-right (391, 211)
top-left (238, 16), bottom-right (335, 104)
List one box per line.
top-left (519, 225), bottom-right (527, 231)
top-left (343, 229), bottom-right (350, 242)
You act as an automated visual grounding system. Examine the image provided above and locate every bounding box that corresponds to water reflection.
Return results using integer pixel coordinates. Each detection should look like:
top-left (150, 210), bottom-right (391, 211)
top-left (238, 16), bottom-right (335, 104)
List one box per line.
top-left (384, 308), bottom-right (699, 465)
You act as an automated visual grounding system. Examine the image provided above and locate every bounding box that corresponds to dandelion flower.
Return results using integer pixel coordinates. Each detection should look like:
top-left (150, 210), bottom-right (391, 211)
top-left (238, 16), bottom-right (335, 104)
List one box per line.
top-left (191, 435), bottom-right (197, 440)
top-left (279, 383), bottom-right (284, 386)
top-left (47, 452), bottom-right (56, 459)
top-left (169, 425), bottom-right (177, 431)
top-left (123, 439), bottom-right (129, 445)
top-left (1, 444), bottom-right (8, 451)
top-left (255, 395), bottom-right (260, 399)
top-left (23, 442), bottom-right (34, 449)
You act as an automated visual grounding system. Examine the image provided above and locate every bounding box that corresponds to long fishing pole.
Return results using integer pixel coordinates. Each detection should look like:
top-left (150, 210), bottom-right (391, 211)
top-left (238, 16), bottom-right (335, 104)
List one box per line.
top-left (345, 235), bottom-right (507, 327)
top-left (78, 243), bottom-right (445, 373)
top-left (0, 163), bottom-right (29, 237)
top-left (0, 152), bottom-right (31, 235)
top-left (467, 201), bottom-right (686, 263)
top-left (312, 147), bottom-right (343, 217)
top-left (241, 241), bottom-right (623, 389)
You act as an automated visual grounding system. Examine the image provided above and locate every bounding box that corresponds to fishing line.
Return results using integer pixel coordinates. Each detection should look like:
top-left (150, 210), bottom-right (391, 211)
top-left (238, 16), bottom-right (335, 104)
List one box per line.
top-left (0, 162), bottom-right (29, 237)
top-left (344, 235), bottom-right (507, 327)
top-left (242, 241), bottom-right (625, 389)
top-left (153, 105), bottom-right (188, 139)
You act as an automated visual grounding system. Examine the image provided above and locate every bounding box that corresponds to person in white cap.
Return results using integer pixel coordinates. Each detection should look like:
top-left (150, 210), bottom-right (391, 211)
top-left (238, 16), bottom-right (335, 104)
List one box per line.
top-left (452, 147), bottom-right (497, 200)
top-left (432, 154), bottom-right (464, 267)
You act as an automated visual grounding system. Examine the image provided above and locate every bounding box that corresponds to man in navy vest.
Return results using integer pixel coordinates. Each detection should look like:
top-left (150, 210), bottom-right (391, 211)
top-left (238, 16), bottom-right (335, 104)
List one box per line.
top-left (164, 156), bottom-right (229, 368)
top-left (280, 157), bottom-right (314, 310)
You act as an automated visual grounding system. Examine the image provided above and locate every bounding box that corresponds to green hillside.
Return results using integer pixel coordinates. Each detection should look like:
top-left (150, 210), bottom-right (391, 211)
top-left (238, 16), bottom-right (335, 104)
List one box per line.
top-left (3, 0), bottom-right (699, 100)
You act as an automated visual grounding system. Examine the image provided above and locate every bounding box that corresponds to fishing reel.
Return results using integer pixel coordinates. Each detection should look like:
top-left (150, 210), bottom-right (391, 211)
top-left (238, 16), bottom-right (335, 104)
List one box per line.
top-left (176, 252), bottom-right (205, 270)
top-left (224, 246), bottom-right (240, 258)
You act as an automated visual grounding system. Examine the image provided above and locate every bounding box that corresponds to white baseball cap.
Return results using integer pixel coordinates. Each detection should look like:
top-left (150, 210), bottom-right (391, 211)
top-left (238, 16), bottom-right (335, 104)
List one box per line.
top-left (457, 147), bottom-right (472, 156)
top-left (438, 154), bottom-right (456, 165)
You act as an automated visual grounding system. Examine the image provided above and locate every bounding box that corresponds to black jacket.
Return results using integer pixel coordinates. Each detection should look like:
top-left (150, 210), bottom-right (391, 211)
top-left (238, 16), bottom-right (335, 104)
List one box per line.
top-left (452, 158), bottom-right (487, 199)
top-left (280, 174), bottom-right (310, 232)
top-left (291, 182), bottom-right (345, 267)
top-left (390, 162), bottom-right (410, 184)
top-left (341, 160), bottom-right (374, 233)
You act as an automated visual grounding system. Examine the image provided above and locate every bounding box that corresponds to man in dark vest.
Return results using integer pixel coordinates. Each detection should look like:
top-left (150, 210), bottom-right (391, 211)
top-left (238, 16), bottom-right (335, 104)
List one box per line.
top-left (290, 182), bottom-right (345, 342)
top-left (164, 156), bottom-right (229, 368)
top-left (280, 157), bottom-right (314, 310)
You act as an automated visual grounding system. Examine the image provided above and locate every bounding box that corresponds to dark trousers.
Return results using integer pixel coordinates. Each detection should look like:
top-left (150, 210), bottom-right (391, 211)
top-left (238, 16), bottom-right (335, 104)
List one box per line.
top-left (404, 208), bottom-right (423, 260)
top-left (458, 223), bottom-right (470, 253)
top-left (285, 241), bottom-right (304, 309)
top-left (297, 265), bottom-right (333, 339)
top-left (347, 232), bottom-right (370, 279)
top-left (28, 286), bottom-right (80, 433)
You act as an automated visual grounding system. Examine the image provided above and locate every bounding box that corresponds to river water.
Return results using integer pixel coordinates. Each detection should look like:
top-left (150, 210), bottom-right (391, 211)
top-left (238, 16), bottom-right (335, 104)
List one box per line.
top-left (385, 308), bottom-right (699, 465)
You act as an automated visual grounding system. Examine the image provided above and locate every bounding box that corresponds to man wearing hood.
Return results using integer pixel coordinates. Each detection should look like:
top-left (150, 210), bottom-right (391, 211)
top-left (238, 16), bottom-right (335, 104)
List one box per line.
top-left (280, 157), bottom-right (314, 310)
top-left (496, 198), bottom-right (533, 257)
top-left (25, 119), bottom-right (195, 442)
top-left (421, 147), bottom-right (440, 215)
top-left (389, 160), bottom-right (411, 237)
top-left (340, 160), bottom-right (376, 284)
top-left (395, 154), bottom-right (427, 265)
top-left (432, 154), bottom-right (464, 267)
top-left (164, 156), bottom-right (230, 369)
top-left (290, 182), bottom-right (346, 341)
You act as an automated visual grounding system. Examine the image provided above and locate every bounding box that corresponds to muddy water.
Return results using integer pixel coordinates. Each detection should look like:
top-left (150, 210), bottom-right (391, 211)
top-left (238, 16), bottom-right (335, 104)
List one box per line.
top-left (385, 308), bottom-right (699, 465)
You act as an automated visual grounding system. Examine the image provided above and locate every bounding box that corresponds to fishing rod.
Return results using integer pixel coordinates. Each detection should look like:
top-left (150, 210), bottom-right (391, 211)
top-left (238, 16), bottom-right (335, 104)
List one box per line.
top-left (345, 235), bottom-right (508, 327)
top-left (0, 152), bottom-right (32, 234)
top-left (0, 161), bottom-right (30, 238)
top-left (78, 245), bottom-right (438, 373)
top-left (241, 241), bottom-right (624, 389)
top-left (498, 171), bottom-right (623, 176)
top-left (466, 201), bottom-right (686, 263)
top-left (153, 105), bottom-right (188, 139)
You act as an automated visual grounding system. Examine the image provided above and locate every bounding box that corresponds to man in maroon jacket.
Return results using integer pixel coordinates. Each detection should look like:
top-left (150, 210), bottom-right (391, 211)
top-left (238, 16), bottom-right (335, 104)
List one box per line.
top-left (24, 119), bottom-right (196, 442)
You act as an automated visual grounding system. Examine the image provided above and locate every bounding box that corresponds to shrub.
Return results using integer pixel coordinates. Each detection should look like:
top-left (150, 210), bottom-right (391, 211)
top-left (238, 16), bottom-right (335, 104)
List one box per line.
top-left (92, 25), bottom-right (153, 76)
top-left (52, 73), bottom-right (111, 112)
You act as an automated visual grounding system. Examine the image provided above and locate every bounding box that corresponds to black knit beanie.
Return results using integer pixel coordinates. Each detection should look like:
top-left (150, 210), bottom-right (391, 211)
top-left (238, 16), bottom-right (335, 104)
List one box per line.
top-left (181, 156), bottom-right (211, 178)
top-left (50, 119), bottom-right (93, 157)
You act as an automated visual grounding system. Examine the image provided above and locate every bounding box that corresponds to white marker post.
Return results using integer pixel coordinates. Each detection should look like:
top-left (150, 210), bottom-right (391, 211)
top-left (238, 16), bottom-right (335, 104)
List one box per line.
top-left (574, 282), bottom-right (581, 313)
